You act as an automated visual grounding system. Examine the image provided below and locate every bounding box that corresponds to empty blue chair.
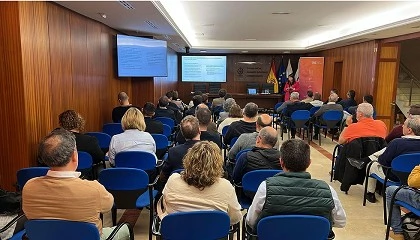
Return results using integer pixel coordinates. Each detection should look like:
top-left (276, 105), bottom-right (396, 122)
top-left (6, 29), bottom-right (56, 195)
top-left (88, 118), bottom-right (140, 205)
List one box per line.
top-left (85, 132), bottom-right (111, 149)
top-left (313, 110), bottom-right (343, 145)
top-left (159, 211), bottom-right (231, 240)
top-left (256, 215), bottom-right (330, 240)
top-left (290, 110), bottom-right (311, 141)
top-left (155, 117), bottom-right (175, 130)
top-left (16, 167), bottom-right (49, 190)
top-left (309, 106), bottom-right (321, 116)
top-left (151, 134), bottom-right (169, 161)
top-left (114, 151), bottom-right (157, 171)
top-left (102, 123), bottom-right (123, 137)
top-left (99, 168), bottom-right (156, 240)
top-left (77, 151), bottom-right (94, 179)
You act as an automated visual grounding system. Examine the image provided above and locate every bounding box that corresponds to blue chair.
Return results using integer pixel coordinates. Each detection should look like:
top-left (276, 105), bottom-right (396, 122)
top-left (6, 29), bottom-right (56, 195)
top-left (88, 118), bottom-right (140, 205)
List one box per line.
top-left (330, 144), bottom-right (343, 182)
top-left (85, 132), bottom-right (111, 168)
top-left (313, 110), bottom-right (343, 145)
top-left (102, 123), bottom-right (123, 137)
top-left (114, 151), bottom-right (157, 171)
top-left (385, 186), bottom-right (420, 240)
top-left (0, 214), bottom-right (26, 239)
top-left (221, 125), bottom-right (230, 157)
top-left (290, 110), bottom-right (311, 141)
top-left (309, 106), bottom-right (321, 116)
top-left (25, 219), bottom-right (133, 240)
top-left (99, 168), bottom-right (156, 240)
top-left (77, 151), bottom-right (94, 179)
top-left (16, 167), bottom-right (49, 190)
top-left (151, 134), bottom-right (169, 161)
top-left (170, 168), bottom-right (184, 175)
top-left (159, 211), bottom-right (231, 240)
top-left (256, 215), bottom-right (331, 240)
top-left (272, 102), bottom-right (283, 128)
top-left (226, 148), bottom-right (252, 180)
top-left (162, 124), bottom-right (172, 139)
top-left (155, 117), bottom-right (175, 130)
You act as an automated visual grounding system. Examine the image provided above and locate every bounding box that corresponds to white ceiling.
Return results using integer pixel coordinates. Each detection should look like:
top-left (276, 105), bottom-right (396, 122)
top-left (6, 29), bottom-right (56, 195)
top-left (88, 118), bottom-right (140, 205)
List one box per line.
top-left (56, 1), bottom-right (420, 54)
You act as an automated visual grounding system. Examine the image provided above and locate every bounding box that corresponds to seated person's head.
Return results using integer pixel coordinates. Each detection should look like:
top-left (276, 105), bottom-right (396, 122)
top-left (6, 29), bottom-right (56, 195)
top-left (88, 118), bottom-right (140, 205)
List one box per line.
top-left (409, 104), bottom-right (420, 116)
top-left (290, 92), bottom-right (300, 101)
top-left (59, 110), bottom-right (85, 132)
top-left (313, 92), bottom-right (322, 101)
top-left (165, 91), bottom-right (174, 100)
top-left (180, 115), bottom-right (200, 140)
top-left (228, 104), bottom-right (243, 118)
top-left (197, 103), bottom-right (209, 110)
top-left (223, 98), bottom-right (236, 112)
top-left (330, 88), bottom-right (339, 96)
top-left (158, 96), bottom-right (169, 107)
top-left (192, 95), bottom-right (203, 107)
top-left (328, 93), bottom-right (339, 103)
top-left (181, 141), bottom-right (223, 190)
top-left (256, 114), bottom-right (273, 129)
top-left (224, 93), bottom-right (232, 100)
top-left (256, 126), bottom-right (278, 148)
top-left (172, 90), bottom-right (179, 99)
top-left (280, 139), bottom-right (310, 172)
top-left (307, 90), bottom-right (314, 98)
top-left (195, 107), bottom-right (212, 126)
top-left (143, 102), bottom-right (156, 117)
top-left (121, 107), bottom-right (146, 131)
top-left (356, 103), bottom-right (374, 119)
top-left (363, 95), bottom-right (374, 104)
top-left (347, 90), bottom-right (356, 99)
top-left (202, 94), bottom-right (209, 103)
top-left (38, 128), bottom-right (77, 169)
top-left (404, 116), bottom-right (420, 136)
top-left (243, 102), bottom-right (259, 119)
top-left (194, 91), bottom-right (203, 96)
top-left (218, 89), bottom-right (227, 98)
top-left (118, 92), bottom-right (129, 105)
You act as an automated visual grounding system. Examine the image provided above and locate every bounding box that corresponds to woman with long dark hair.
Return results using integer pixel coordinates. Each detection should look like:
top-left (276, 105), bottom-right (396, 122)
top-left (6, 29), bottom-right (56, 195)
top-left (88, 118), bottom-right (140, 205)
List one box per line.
top-left (283, 74), bottom-right (300, 101)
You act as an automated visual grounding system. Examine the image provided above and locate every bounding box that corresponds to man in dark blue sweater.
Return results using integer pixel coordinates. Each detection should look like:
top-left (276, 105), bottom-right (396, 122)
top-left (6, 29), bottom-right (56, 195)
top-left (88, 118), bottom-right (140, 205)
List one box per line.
top-left (366, 116), bottom-right (420, 203)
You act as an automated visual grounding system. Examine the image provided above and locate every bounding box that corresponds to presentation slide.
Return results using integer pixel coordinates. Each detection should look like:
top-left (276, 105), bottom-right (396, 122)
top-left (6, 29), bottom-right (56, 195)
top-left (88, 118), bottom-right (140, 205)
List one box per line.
top-left (181, 56), bottom-right (227, 82)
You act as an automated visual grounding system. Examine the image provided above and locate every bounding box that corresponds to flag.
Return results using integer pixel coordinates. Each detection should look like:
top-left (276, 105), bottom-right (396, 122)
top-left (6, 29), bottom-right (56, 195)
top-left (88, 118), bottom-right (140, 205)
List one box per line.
top-left (266, 58), bottom-right (278, 93)
top-left (286, 59), bottom-right (293, 78)
top-left (277, 57), bottom-right (287, 94)
top-left (295, 58), bottom-right (300, 81)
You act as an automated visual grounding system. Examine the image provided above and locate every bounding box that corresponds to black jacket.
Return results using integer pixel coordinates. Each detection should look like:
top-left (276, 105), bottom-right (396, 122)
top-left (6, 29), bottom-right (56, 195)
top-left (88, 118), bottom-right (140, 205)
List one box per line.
top-left (73, 132), bottom-right (105, 164)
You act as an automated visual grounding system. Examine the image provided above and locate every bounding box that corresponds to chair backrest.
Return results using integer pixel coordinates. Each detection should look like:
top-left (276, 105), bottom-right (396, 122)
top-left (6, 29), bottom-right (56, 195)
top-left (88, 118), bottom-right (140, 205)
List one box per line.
top-left (221, 125), bottom-right (230, 136)
top-left (391, 153), bottom-right (420, 185)
top-left (162, 124), bottom-right (172, 138)
top-left (77, 151), bottom-right (93, 171)
top-left (151, 134), bottom-right (169, 151)
top-left (160, 211), bottom-right (230, 240)
top-left (309, 106), bottom-right (321, 116)
top-left (25, 219), bottom-right (100, 240)
top-left (235, 148), bottom-right (252, 161)
top-left (274, 102), bottom-right (283, 111)
top-left (114, 151), bottom-right (156, 171)
top-left (155, 117), bottom-right (175, 129)
top-left (257, 215), bottom-right (330, 240)
top-left (170, 168), bottom-right (184, 175)
top-left (16, 167), bottom-right (49, 190)
top-left (85, 132), bottom-right (111, 149)
top-left (322, 110), bottom-right (343, 128)
top-left (99, 168), bottom-right (149, 209)
top-left (102, 123), bottom-right (123, 137)
top-left (242, 170), bottom-right (282, 193)
top-left (291, 110), bottom-right (311, 128)
top-left (230, 136), bottom-right (239, 146)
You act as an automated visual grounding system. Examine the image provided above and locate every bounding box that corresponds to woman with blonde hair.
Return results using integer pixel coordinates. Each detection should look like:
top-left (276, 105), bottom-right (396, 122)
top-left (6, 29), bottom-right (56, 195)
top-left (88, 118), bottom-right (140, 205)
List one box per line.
top-left (157, 141), bottom-right (242, 225)
top-left (217, 103), bottom-right (243, 134)
top-left (108, 107), bottom-right (156, 166)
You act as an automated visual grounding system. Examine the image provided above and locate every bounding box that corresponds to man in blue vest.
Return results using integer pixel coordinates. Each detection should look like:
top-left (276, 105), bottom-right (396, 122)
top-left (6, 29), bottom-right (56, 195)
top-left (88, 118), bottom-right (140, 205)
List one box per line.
top-left (246, 139), bottom-right (346, 233)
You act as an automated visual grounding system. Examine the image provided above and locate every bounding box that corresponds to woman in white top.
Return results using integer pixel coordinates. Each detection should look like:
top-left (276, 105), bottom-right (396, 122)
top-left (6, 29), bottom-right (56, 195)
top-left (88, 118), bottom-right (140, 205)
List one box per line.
top-left (108, 107), bottom-right (156, 165)
top-left (217, 104), bottom-right (243, 134)
top-left (157, 141), bottom-right (242, 225)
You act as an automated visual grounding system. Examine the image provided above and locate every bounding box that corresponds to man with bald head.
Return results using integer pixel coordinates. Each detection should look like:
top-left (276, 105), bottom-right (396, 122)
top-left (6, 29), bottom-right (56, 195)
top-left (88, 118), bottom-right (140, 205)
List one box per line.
top-left (112, 91), bottom-right (138, 123)
top-left (232, 126), bottom-right (281, 183)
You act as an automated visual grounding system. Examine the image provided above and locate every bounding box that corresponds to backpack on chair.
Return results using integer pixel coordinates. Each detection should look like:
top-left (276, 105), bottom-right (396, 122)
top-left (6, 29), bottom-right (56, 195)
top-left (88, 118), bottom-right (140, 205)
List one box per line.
top-left (402, 212), bottom-right (420, 240)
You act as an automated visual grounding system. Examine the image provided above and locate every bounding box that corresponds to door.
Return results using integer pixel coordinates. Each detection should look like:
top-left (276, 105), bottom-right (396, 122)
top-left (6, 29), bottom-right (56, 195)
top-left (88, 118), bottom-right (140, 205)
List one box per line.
top-left (333, 61), bottom-right (343, 94)
top-left (374, 43), bottom-right (400, 132)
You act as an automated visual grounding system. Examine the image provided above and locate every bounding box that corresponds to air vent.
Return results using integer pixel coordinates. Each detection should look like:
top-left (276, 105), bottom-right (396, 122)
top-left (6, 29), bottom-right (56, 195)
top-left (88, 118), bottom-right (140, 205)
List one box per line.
top-left (119, 1), bottom-right (135, 10)
top-left (163, 35), bottom-right (171, 40)
top-left (145, 20), bottom-right (158, 29)
top-left (347, 38), bottom-right (369, 44)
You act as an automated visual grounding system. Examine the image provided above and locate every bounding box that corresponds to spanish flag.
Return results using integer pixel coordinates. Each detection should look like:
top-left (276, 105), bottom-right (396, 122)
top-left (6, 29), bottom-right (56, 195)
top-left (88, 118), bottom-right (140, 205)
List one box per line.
top-left (267, 58), bottom-right (279, 93)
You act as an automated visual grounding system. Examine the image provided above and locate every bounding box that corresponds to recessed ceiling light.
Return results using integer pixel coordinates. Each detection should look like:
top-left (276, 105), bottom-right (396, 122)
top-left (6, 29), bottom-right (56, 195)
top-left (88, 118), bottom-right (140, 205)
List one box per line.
top-left (272, 12), bottom-right (290, 15)
top-left (98, 13), bottom-right (107, 19)
top-left (283, 51), bottom-right (291, 54)
top-left (200, 50), bottom-right (207, 53)
top-left (241, 51), bottom-right (249, 53)
top-left (245, 38), bottom-right (257, 41)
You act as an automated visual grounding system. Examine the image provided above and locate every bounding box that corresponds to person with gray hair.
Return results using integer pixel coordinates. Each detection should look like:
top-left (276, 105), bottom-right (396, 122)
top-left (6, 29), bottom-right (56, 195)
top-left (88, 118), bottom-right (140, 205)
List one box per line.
top-left (218, 98), bottom-right (237, 124)
top-left (338, 103), bottom-right (387, 145)
top-left (312, 92), bottom-right (343, 140)
top-left (224, 102), bottom-right (259, 144)
top-left (365, 115), bottom-right (420, 203)
top-left (23, 129), bottom-right (131, 239)
top-left (232, 126), bottom-right (281, 184)
top-left (276, 91), bottom-right (300, 113)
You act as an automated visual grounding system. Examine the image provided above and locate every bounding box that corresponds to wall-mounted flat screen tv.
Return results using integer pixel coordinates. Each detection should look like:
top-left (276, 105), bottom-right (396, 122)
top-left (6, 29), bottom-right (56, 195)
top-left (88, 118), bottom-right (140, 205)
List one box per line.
top-left (116, 34), bottom-right (167, 77)
top-left (181, 55), bottom-right (227, 82)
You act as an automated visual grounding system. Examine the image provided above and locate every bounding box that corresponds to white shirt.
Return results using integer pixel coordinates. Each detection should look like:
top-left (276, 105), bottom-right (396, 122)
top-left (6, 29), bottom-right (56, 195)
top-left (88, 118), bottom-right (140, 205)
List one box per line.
top-left (46, 170), bottom-right (81, 178)
top-left (108, 129), bottom-right (157, 165)
top-left (310, 100), bottom-right (324, 107)
top-left (246, 180), bottom-right (347, 230)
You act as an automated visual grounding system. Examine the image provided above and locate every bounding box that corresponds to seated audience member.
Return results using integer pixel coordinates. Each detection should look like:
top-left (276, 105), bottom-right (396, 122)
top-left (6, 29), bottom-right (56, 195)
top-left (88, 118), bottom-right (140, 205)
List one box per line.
top-left (108, 107), bottom-right (156, 166)
top-left (196, 103), bottom-right (218, 133)
top-left (218, 104), bottom-right (243, 134)
top-left (338, 103), bottom-right (387, 145)
top-left (176, 108), bottom-right (221, 148)
top-left (224, 93), bottom-right (232, 100)
top-left (59, 110), bottom-right (104, 165)
top-left (23, 129), bottom-right (130, 239)
top-left (386, 166), bottom-right (420, 240)
top-left (312, 93), bottom-right (343, 140)
top-left (185, 94), bottom-right (203, 117)
top-left (386, 104), bottom-right (420, 143)
top-left (188, 91), bottom-right (203, 108)
top-left (202, 93), bottom-right (211, 109)
top-left (338, 90), bottom-right (357, 110)
top-left (228, 114), bottom-right (273, 162)
top-left (212, 88), bottom-right (227, 109)
top-left (276, 91), bottom-right (300, 113)
top-left (112, 92), bottom-right (137, 123)
top-left (142, 102), bottom-right (163, 134)
top-left (154, 96), bottom-right (177, 123)
top-left (301, 90), bottom-right (314, 103)
top-left (157, 141), bottom-right (242, 225)
top-left (366, 116), bottom-right (420, 203)
top-left (310, 92), bottom-right (324, 107)
top-left (324, 89), bottom-right (342, 104)
top-left (283, 94), bottom-right (313, 139)
top-left (224, 102), bottom-right (259, 145)
top-left (159, 116), bottom-right (201, 186)
top-left (246, 139), bottom-right (346, 233)
top-left (165, 91), bottom-right (183, 123)
top-left (218, 98), bottom-right (237, 124)
top-left (345, 94), bottom-right (375, 125)
top-left (171, 90), bottom-right (186, 111)
top-left (232, 127), bottom-right (281, 183)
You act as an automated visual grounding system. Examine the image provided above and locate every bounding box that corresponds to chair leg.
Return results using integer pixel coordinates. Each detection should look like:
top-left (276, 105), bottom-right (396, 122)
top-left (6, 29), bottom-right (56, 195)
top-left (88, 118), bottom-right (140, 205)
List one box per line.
top-left (112, 207), bottom-right (117, 226)
top-left (363, 176), bottom-right (369, 206)
top-left (330, 157), bottom-right (334, 183)
top-left (385, 201), bottom-right (394, 240)
top-left (382, 183), bottom-right (387, 225)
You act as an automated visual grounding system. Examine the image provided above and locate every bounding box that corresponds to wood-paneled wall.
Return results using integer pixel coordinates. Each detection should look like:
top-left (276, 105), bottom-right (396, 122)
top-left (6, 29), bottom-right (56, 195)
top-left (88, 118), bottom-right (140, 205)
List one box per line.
top-left (0, 2), bottom-right (176, 190)
top-left (314, 41), bottom-right (378, 104)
